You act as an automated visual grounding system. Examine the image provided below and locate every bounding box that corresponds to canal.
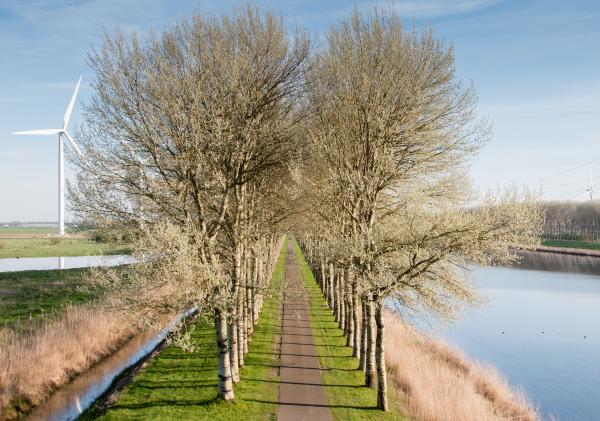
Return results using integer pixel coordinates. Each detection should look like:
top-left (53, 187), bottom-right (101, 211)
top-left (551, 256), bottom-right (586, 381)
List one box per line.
top-left (421, 251), bottom-right (600, 420)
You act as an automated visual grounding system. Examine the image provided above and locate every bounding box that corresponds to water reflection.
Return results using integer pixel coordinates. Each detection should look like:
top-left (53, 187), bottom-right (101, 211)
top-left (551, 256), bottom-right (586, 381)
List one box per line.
top-left (513, 249), bottom-right (600, 275)
top-left (27, 308), bottom-right (196, 421)
top-left (0, 255), bottom-right (135, 273)
top-left (423, 266), bottom-right (600, 420)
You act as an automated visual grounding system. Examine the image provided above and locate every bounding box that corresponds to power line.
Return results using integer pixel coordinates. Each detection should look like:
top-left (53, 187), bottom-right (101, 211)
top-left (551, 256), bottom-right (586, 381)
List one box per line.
top-left (542, 177), bottom-right (588, 190)
top-left (538, 155), bottom-right (600, 183)
top-left (554, 186), bottom-right (589, 200)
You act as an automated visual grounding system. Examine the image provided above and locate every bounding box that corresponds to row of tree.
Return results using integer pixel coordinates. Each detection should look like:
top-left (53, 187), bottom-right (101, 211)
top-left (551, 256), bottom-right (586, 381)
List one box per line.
top-left (70, 8), bottom-right (307, 400)
top-left (69, 6), bottom-right (542, 408)
top-left (542, 201), bottom-right (600, 241)
top-left (290, 11), bottom-right (542, 411)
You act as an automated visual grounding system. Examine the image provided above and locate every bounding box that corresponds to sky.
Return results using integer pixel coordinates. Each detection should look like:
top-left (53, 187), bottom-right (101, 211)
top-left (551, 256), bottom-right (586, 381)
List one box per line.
top-left (0, 0), bottom-right (599, 222)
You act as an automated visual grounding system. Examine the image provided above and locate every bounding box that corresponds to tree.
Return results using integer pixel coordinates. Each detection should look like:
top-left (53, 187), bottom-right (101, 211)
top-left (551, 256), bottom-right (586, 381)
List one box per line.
top-left (70, 6), bottom-right (308, 400)
top-left (297, 8), bottom-right (542, 410)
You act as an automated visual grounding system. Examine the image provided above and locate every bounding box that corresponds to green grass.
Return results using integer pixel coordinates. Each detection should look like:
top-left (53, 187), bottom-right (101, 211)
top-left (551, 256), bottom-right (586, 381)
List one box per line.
top-left (541, 239), bottom-right (600, 251)
top-left (87, 237), bottom-right (288, 420)
top-left (0, 227), bottom-right (59, 236)
top-left (0, 238), bottom-right (131, 258)
top-left (292, 240), bottom-right (406, 421)
top-left (0, 268), bottom-right (101, 328)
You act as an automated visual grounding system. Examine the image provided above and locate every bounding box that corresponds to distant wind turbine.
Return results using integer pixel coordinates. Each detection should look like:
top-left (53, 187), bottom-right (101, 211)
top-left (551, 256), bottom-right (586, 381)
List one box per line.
top-left (12, 76), bottom-right (84, 236)
top-left (585, 169), bottom-right (595, 201)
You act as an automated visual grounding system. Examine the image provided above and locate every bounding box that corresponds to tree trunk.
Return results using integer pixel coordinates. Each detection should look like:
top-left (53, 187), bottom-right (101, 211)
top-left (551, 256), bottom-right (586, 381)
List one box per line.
top-left (374, 299), bottom-right (388, 410)
top-left (329, 262), bottom-right (335, 311)
top-left (243, 256), bottom-right (250, 353)
top-left (359, 300), bottom-right (367, 371)
top-left (250, 282), bottom-right (256, 329)
top-left (352, 285), bottom-right (360, 358)
top-left (320, 258), bottom-right (326, 294)
top-left (365, 294), bottom-right (376, 388)
top-left (255, 258), bottom-right (263, 322)
top-left (323, 262), bottom-right (328, 297)
top-left (228, 318), bottom-right (240, 383)
top-left (339, 268), bottom-right (346, 331)
top-left (334, 268), bottom-right (340, 322)
top-left (236, 256), bottom-right (246, 367)
top-left (230, 241), bottom-right (243, 380)
top-left (233, 244), bottom-right (244, 367)
top-left (346, 270), bottom-right (354, 348)
top-left (215, 308), bottom-right (235, 400)
top-left (250, 257), bottom-right (258, 330)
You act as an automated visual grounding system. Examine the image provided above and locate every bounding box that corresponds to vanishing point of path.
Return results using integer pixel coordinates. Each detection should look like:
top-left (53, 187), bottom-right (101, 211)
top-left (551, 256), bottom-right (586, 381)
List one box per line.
top-left (277, 242), bottom-right (333, 421)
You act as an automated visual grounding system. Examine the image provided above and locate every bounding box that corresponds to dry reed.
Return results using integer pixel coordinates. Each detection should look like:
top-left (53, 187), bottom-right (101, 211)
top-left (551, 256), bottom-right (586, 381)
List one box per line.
top-left (0, 305), bottom-right (134, 420)
top-left (385, 312), bottom-right (540, 421)
top-left (0, 296), bottom-right (542, 421)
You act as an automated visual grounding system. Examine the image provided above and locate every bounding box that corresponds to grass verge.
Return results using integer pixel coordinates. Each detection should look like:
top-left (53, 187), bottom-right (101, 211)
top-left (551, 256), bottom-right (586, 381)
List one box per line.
top-left (291, 240), bottom-right (406, 421)
top-left (86, 238), bottom-right (288, 420)
top-left (541, 239), bottom-right (600, 251)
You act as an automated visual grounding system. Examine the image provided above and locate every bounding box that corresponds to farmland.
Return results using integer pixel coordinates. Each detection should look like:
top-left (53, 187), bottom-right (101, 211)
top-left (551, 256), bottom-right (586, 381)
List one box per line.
top-left (0, 227), bottom-right (130, 258)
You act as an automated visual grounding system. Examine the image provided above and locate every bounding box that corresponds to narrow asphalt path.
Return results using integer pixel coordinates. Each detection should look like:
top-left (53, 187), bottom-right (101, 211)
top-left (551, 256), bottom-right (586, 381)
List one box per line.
top-left (277, 242), bottom-right (332, 421)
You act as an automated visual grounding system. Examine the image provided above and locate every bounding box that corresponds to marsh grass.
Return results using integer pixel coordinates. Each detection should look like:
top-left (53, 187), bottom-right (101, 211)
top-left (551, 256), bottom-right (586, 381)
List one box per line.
top-left (384, 314), bottom-right (539, 421)
top-left (0, 306), bottom-right (135, 419)
top-left (0, 267), bottom-right (133, 418)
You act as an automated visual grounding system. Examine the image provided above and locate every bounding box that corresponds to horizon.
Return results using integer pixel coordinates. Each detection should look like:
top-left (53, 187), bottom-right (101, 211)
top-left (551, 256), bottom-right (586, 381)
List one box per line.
top-left (1, 0), bottom-right (599, 221)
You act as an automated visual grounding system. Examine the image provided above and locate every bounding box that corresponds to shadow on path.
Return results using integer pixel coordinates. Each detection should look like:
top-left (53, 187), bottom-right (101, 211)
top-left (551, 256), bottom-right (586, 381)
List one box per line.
top-left (277, 242), bottom-right (333, 421)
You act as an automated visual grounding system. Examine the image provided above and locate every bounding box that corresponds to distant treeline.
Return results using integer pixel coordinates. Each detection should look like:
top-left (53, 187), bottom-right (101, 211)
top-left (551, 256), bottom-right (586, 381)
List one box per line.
top-left (542, 201), bottom-right (600, 241)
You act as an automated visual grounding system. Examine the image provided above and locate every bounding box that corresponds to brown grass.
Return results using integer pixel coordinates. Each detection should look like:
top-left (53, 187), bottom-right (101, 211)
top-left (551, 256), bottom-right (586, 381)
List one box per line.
top-left (0, 305), bottom-right (134, 419)
top-left (385, 312), bottom-right (540, 421)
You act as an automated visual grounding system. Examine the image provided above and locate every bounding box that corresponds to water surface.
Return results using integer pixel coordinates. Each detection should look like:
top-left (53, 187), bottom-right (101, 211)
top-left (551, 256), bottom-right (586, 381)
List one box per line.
top-left (0, 255), bottom-right (135, 272)
top-left (27, 308), bottom-right (196, 421)
top-left (422, 265), bottom-right (600, 420)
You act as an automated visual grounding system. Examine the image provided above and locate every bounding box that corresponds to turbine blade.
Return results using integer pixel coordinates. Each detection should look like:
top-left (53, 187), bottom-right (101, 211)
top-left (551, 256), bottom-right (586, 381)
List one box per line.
top-left (64, 131), bottom-right (83, 157)
top-left (13, 129), bottom-right (62, 135)
top-left (63, 76), bottom-right (82, 129)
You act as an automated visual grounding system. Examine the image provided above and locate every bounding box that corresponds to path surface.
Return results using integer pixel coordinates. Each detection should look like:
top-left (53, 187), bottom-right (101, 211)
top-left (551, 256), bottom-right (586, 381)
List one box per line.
top-left (277, 242), bottom-right (332, 421)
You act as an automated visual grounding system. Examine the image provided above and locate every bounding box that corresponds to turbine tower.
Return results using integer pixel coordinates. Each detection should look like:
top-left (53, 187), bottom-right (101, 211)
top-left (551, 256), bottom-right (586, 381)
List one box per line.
top-left (13, 76), bottom-right (84, 236)
top-left (585, 169), bottom-right (595, 201)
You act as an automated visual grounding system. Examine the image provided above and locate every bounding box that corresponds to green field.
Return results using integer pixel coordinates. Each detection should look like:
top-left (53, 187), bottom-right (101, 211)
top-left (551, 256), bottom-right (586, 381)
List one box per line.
top-left (0, 227), bottom-right (59, 236)
top-left (0, 227), bottom-right (131, 258)
top-left (541, 239), bottom-right (600, 251)
top-left (293, 241), bottom-right (406, 421)
top-left (84, 238), bottom-right (288, 420)
top-left (0, 268), bottom-right (100, 328)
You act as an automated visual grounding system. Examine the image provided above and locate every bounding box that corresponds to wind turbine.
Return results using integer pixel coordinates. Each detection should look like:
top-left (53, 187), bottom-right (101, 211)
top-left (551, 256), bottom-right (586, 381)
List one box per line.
top-left (118, 137), bottom-right (146, 229)
top-left (13, 76), bottom-right (84, 236)
top-left (585, 169), bottom-right (595, 201)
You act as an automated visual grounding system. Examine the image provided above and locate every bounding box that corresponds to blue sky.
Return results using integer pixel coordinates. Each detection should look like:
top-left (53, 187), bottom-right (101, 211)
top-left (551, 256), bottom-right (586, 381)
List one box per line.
top-left (0, 0), bottom-right (599, 221)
